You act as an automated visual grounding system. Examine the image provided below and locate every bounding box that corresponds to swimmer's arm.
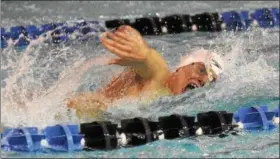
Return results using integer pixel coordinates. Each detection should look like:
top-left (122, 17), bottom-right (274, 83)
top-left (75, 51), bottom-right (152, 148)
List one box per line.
top-left (133, 48), bottom-right (170, 84)
top-left (101, 25), bottom-right (171, 84)
top-left (66, 91), bottom-right (108, 119)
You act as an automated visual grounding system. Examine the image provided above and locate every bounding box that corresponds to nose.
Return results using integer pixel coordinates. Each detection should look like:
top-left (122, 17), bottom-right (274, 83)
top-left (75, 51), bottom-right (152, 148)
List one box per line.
top-left (197, 79), bottom-right (203, 86)
top-left (197, 75), bottom-right (209, 86)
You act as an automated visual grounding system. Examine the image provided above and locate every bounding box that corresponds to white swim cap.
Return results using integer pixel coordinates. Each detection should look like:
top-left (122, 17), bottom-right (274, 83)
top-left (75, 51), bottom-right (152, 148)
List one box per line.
top-left (177, 49), bottom-right (224, 81)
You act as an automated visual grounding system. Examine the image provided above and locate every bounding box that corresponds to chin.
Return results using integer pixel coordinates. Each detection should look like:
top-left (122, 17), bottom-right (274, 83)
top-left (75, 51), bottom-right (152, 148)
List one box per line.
top-left (169, 86), bottom-right (183, 95)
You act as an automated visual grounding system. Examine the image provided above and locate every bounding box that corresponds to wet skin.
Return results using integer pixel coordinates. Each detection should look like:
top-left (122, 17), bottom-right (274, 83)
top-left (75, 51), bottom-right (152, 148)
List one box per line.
top-left (66, 25), bottom-right (214, 119)
top-left (166, 62), bottom-right (211, 95)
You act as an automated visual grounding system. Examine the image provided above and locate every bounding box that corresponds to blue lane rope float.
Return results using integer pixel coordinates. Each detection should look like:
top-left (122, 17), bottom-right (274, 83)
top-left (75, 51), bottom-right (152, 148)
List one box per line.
top-left (1, 20), bottom-right (105, 49)
top-left (233, 105), bottom-right (276, 131)
top-left (41, 124), bottom-right (84, 152)
top-left (1, 127), bottom-right (45, 152)
top-left (251, 8), bottom-right (279, 28)
top-left (1, 7), bottom-right (279, 50)
top-left (273, 106), bottom-right (279, 124)
top-left (1, 105), bottom-right (279, 153)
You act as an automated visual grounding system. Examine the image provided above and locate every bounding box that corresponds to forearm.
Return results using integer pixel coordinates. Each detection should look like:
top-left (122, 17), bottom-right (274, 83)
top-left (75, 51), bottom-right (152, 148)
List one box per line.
top-left (133, 48), bottom-right (171, 84)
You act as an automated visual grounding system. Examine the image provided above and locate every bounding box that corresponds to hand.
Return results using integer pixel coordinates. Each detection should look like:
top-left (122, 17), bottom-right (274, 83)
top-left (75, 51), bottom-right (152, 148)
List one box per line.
top-left (100, 25), bottom-right (151, 66)
top-left (66, 92), bottom-right (108, 119)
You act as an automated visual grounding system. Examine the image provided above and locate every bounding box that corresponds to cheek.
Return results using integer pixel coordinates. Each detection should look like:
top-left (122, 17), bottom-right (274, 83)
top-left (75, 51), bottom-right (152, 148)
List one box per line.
top-left (197, 74), bottom-right (209, 83)
top-left (202, 75), bottom-right (209, 82)
top-left (173, 73), bottom-right (184, 84)
top-left (169, 73), bottom-right (186, 94)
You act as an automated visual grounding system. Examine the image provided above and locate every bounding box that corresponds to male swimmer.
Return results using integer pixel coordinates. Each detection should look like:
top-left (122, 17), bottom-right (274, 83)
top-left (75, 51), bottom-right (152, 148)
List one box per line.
top-left (66, 25), bottom-right (224, 119)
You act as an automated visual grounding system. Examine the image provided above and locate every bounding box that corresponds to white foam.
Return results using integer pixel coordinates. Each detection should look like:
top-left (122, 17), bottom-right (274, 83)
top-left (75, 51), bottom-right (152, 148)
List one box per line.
top-left (1, 41), bottom-right (110, 128)
top-left (1, 26), bottom-right (279, 131)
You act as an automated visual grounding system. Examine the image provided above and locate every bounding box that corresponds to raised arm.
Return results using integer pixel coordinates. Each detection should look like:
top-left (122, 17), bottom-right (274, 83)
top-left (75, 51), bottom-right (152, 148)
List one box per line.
top-left (66, 26), bottom-right (172, 119)
top-left (100, 25), bottom-right (171, 85)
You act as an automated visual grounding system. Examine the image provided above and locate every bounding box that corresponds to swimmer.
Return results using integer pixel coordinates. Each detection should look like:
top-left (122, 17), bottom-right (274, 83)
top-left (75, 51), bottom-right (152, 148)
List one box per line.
top-left (66, 25), bottom-right (224, 119)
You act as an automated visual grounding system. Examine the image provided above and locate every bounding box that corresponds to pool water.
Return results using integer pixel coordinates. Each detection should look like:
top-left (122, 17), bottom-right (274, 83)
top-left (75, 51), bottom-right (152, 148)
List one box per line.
top-left (1, 1), bottom-right (279, 158)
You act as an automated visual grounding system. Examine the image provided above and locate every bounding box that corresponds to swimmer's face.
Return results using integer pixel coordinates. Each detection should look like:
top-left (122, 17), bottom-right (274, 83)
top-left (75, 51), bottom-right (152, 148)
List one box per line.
top-left (166, 62), bottom-right (211, 95)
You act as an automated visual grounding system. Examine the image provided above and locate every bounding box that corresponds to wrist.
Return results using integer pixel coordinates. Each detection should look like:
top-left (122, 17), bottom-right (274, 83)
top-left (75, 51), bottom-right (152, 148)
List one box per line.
top-left (144, 48), bottom-right (170, 82)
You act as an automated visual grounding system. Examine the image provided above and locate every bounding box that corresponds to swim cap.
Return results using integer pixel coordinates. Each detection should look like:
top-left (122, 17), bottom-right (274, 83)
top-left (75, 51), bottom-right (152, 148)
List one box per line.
top-left (176, 49), bottom-right (224, 81)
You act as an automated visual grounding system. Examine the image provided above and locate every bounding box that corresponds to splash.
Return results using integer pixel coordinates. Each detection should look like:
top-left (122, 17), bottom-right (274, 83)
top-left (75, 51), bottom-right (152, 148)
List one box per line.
top-left (1, 27), bottom-right (279, 129)
top-left (1, 38), bottom-right (111, 128)
top-left (105, 28), bottom-right (279, 121)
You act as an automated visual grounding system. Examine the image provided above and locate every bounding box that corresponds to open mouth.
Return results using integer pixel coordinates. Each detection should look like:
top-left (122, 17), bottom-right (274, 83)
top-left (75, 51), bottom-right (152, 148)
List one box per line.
top-left (186, 83), bottom-right (199, 90)
top-left (184, 79), bottom-right (202, 91)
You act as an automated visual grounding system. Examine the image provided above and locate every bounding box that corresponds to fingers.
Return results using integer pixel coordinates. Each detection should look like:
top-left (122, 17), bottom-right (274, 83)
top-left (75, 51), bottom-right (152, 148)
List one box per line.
top-left (100, 25), bottom-right (148, 62)
top-left (117, 25), bottom-right (128, 32)
top-left (107, 58), bottom-right (129, 66)
top-left (117, 25), bottom-right (142, 41)
top-left (101, 40), bottom-right (129, 58)
top-left (107, 57), bottom-right (144, 67)
top-left (101, 32), bottom-right (132, 51)
top-left (114, 31), bottom-right (138, 44)
top-left (107, 58), bottom-right (121, 65)
top-left (100, 33), bottom-right (132, 57)
top-left (103, 35), bottom-right (132, 52)
top-left (107, 32), bottom-right (132, 46)
top-left (66, 98), bottom-right (77, 109)
top-left (118, 25), bottom-right (140, 36)
top-left (107, 58), bottom-right (119, 65)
